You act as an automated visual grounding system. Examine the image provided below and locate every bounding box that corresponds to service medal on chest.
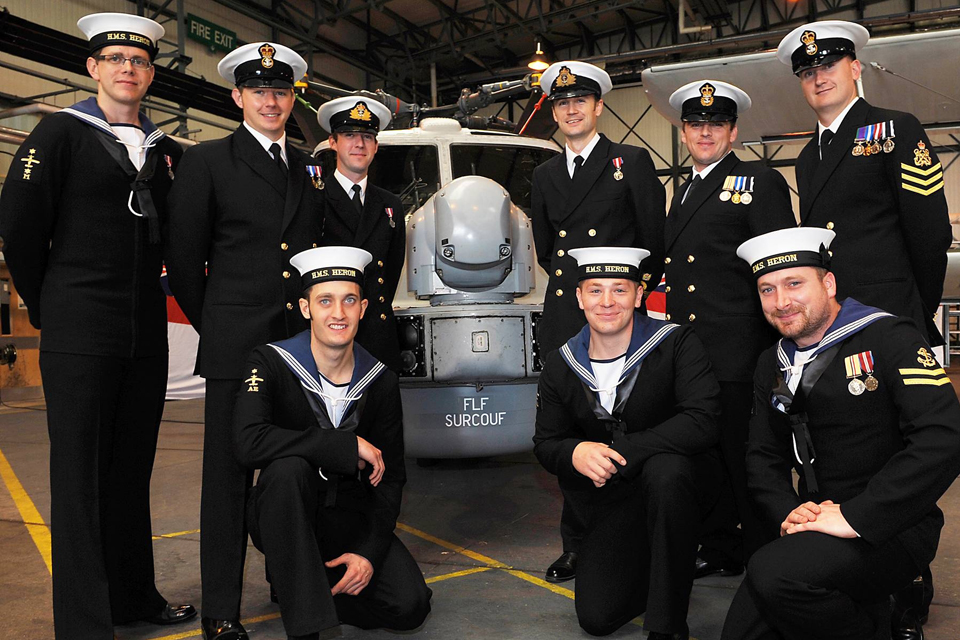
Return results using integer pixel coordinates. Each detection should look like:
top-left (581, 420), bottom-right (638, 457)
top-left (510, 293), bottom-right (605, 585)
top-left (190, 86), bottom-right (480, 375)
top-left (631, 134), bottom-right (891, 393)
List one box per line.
top-left (848, 378), bottom-right (866, 395)
top-left (740, 192), bottom-right (753, 205)
top-left (612, 157), bottom-right (624, 181)
top-left (864, 374), bottom-right (879, 391)
top-left (719, 190), bottom-right (731, 202)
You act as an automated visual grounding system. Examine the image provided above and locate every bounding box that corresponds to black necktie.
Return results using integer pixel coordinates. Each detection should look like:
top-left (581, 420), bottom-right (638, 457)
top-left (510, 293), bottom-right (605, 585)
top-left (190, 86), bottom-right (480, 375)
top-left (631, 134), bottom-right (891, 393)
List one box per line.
top-left (572, 155), bottom-right (584, 180)
top-left (682, 175), bottom-right (702, 205)
top-left (819, 129), bottom-right (834, 160)
top-left (351, 184), bottom-right (363, 215)
top-left (269, 143), bottom-right (287, 179)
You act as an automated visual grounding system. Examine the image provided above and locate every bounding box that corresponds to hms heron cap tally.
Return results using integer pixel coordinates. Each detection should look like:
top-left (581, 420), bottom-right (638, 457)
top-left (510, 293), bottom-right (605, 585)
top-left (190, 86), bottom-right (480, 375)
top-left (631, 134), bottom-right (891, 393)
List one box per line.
top-left (737, 228), bottom-right (836, 279)
top-left (568, 246), bottom-right (650, 282)
top-left (540, 61), bottom-right (613, 100)
top-left (669, 80), bottom-right (751, 122)
top-left (290, 246), bottom-right (373, 291)
top-left (218, 41), bottom-right (307, 88)
top-left (77, 12), bottom-right (164, 60)
top-left (776, 20), bottom-right (869, 75)
top-left (317, 96), bottom-right (393, 134)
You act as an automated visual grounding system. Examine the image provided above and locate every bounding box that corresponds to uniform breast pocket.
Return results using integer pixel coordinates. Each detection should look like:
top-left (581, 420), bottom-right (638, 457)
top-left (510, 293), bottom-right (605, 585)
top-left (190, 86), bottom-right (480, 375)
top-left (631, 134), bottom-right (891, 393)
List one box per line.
top-left (846, 155), bottom-right (884, 177)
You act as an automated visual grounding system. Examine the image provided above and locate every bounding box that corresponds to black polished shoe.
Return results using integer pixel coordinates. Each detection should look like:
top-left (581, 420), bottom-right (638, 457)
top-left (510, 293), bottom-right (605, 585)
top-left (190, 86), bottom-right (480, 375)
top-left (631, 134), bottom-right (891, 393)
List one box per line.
top-left (545, 551), bottom-right (578, 583)
top-left (142, 603), bottom-right (197, 625)
top-left (892, 610), bottom-right (924, 640)
top-left (694, 556), bottom-right (744, 579)
top-left (201, 617), bottom-right (250, 640)
top-left (270, 584), bottom-right (279, 604)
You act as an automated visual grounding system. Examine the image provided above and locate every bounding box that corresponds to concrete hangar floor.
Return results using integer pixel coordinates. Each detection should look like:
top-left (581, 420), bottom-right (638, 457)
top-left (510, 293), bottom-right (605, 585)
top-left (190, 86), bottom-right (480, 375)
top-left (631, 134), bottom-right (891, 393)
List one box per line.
top-left (2, 388), bottom-right (960, 639)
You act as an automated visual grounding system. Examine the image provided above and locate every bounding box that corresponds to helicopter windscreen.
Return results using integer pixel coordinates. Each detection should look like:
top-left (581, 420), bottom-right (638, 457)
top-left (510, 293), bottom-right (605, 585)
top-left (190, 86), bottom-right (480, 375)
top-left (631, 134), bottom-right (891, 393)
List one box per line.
top-left (316, 144), bottom-right (442, 215)
top-left (450, 144), bottom-right (559, 213)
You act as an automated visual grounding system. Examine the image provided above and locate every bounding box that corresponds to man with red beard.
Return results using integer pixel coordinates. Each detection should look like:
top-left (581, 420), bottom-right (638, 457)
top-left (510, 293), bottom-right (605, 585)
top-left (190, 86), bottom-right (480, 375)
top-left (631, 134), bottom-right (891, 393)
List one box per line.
top-left (722, 228), bottom-right (960, 640)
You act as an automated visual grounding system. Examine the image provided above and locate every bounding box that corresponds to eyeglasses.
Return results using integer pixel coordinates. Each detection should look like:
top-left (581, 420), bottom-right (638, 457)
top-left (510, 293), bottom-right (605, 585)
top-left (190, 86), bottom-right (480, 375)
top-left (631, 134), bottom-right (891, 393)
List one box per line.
top-left (95, 54), bottom-right (153, 69)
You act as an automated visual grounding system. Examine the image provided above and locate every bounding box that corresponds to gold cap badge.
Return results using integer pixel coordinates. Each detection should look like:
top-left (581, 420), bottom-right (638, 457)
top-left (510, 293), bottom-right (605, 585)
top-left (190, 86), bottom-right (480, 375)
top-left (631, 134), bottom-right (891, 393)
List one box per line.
top-left (699, 82), bottom-right (715, 107)
top-left (349, 101), bottom-right (372, 122)
top-left (801, 30), bottom-right (817, 56)
top-left (556, 66), bottom-right (577, 88)
top-left (259, 43), bottom-right (276, 68)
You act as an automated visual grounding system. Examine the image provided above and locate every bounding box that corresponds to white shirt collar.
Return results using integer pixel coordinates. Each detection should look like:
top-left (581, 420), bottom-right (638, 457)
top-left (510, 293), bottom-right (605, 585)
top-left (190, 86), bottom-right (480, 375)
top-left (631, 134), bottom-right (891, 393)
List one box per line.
top-left (334, 169), bottom-right (369, 205)
top-left (565, 133), bottom-right (601, 178)
top-left (692, 150), bottom-right (733, 181)
top-left (242, 121), bottom-right (287, 164)
top-left (818, 96), bottom-right (859, 135)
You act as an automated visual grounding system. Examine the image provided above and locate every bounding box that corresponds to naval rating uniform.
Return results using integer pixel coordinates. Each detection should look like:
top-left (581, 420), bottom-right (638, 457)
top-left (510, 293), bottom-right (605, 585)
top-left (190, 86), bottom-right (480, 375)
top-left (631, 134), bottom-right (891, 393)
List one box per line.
top-left (722, 300), bottom-right (960, 639)
top-left (534, 313), bottom-right (721, 636)
top-left (233, 332), bottom-right (431, 636)
top-left (0, 94), bottom-right (181, 637)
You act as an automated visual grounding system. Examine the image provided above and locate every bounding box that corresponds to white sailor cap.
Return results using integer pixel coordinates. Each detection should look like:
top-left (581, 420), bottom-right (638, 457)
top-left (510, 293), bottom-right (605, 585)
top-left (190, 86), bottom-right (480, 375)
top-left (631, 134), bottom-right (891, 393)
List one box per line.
top-left (669, 80), bottom-right (751, 122)
top-left (77, 12), bottom-right (164, 60)
top-left (777, 20), bottom-right (869, 75)
top-left (218, 42), bottom-right (308, 89)
top-left (540, 61), bottom-right (613, 100)
top-left (290, 246), bottom-right (373, 291)
top-left (737, 228), bottom-right (836, 279)
top-left (317, 96), bottom-right (393, 134)
top-left (568, 247), bottom-right (650, 282)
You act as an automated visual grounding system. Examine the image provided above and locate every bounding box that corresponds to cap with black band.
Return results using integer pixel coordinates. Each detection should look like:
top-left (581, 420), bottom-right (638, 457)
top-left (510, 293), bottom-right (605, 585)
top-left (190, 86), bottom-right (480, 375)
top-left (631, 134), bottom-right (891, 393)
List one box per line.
top-left (218, 41), bottom-right (308, 89)
top-left (290, 246), bottom-right (372, 292)
top-left (317, 96), bottom-right (393, 135)
top-left (539, 61), bottom-right (613, 101)
top-left (737, 228), bottom-right (836, 279)
top-left (668, 80), bottom-right (751, 123)
top-left (77, 12), bottom-right (164, 61)
top-left (776, 20), bottom-right (870, 76)
top-left (568, 247), bottom-right (650, 283)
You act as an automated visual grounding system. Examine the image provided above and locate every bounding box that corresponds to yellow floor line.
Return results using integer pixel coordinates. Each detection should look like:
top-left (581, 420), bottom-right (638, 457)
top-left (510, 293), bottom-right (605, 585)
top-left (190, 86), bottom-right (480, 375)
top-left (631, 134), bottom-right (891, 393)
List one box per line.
top-left (426, 566), bottom-right (492, 584)
top-left (143, 612), bottom-right (281, 640)
top-left (395, 522), bottom-right (510, 568)
top-left (152, 528), bottom-right (200, 540)
top-left (0, 446), bottom-right (52, 574)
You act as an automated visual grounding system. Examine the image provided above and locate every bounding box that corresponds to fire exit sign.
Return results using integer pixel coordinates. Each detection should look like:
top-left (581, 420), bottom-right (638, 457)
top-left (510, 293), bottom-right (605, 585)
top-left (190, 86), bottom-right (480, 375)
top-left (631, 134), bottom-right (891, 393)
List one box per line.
top-left (187, 14), bottom-right (237, 53)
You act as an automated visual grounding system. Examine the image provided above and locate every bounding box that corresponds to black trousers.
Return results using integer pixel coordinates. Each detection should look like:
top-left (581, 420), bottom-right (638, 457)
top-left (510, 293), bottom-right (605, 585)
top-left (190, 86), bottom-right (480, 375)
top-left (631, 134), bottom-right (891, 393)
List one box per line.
top-left (247, 457), bottom-right (432, 635)
top-left (40, 351), bottom-right (168, 639)
top-left (721, 532), bottom-right (919, 640)
top-left (200, 378), bottom-right (254, 619)
top-left (575, 453), bottom-right (719, 637)
top-left (698, 381), bottom-right (772, 566)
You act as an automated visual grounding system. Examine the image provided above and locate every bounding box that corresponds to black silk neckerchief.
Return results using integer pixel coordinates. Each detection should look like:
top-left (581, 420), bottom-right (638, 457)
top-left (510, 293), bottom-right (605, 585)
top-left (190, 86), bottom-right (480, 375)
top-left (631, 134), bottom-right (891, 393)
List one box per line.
top-left (771, 343), bottom-right (843, 496)
top-left (578, 364), bottom-right (643, 443)
top-left (90, 127), bottom-right (163, 244)
top-left (300, 386), bottom-right (370, 507)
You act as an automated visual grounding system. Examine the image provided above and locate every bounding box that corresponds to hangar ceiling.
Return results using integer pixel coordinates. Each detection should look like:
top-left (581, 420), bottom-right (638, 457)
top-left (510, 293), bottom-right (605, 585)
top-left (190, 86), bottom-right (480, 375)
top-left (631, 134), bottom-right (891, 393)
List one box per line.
top-left (168, 0), bottom-right (960, 102)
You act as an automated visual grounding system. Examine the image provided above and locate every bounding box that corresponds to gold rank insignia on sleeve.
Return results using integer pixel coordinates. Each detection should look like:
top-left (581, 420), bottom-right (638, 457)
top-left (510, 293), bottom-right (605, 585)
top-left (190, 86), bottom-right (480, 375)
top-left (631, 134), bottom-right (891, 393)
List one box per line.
top-left (898, 347), bottom-right (950, 386)
top-left (19, 147), bottom-right (41, 181)
top-left (245, 368), bottom-right (264, 392)
top-left (900, 155), bottom-right (943, 197)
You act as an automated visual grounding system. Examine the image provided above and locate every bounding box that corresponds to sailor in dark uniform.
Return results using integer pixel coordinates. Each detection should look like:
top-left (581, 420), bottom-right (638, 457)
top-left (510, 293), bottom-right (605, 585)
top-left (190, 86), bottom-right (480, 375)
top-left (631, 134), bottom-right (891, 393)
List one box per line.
top-left (234, 246), bottom-right (431, 640)
top-left (165, 42), bottom-right (323, 640)
top-left (530, 60), bottom-right (667, 583)
top-left (664, 80), bottom-right (796, 578)
top-left (721, 228), bottom-right (960, 640)
top-left (317, 97), bottom-right (405, 372)
top-left (777, 23), bottom-right (952, 637)
top-left (534, 247), bottom-right (721, 640)
top-left (776, 21), bottom-right (950, 347)
top-left (0, 12), bottom-right (195, 638)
